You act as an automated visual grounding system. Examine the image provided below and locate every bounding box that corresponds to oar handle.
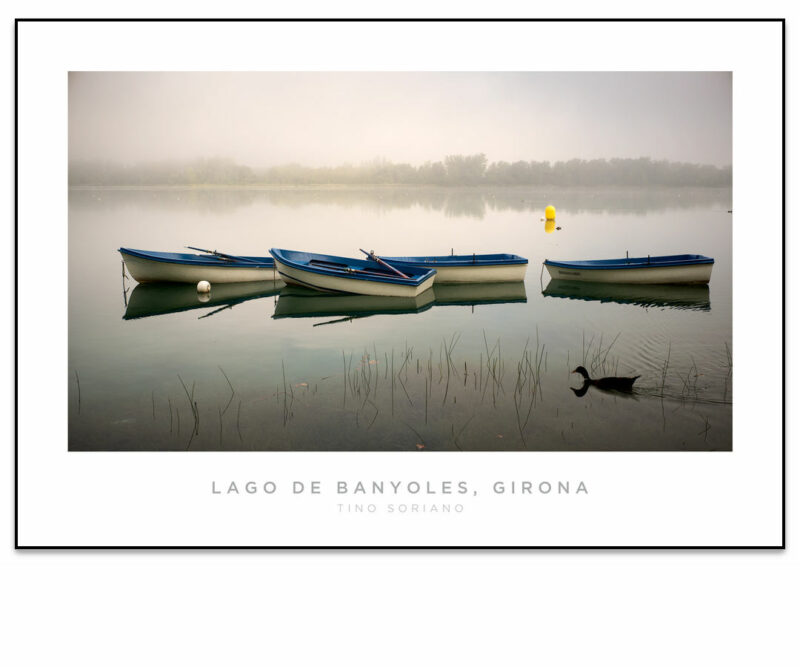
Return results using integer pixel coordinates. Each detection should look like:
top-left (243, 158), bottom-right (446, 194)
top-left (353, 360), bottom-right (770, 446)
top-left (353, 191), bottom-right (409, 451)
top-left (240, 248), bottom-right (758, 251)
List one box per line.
top-left (359, 248), bottom-right (410, 279)
top-left (185, 246), bottom-right (261, 264)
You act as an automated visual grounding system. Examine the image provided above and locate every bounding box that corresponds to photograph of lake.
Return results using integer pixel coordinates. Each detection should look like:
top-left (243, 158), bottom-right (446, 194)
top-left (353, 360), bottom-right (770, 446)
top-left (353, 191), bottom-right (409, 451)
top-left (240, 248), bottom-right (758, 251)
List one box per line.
top-left (68, 72), bottom-right (732, 452)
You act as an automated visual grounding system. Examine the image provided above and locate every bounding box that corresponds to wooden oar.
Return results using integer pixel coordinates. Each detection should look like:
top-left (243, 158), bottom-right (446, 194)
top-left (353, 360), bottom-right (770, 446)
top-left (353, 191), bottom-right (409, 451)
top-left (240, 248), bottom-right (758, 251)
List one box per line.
top-left (311, 261), bottom-right (398, 279)
top-left (185, 246), bottom-right (263, 264)
top-left (359, 248), bottom-right (410, 279)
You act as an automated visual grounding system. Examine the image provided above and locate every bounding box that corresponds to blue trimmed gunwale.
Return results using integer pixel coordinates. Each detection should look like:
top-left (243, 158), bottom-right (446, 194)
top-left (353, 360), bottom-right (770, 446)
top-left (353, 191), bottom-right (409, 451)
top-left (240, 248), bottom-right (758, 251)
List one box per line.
top-left (544, 254), bottom-right (714, 270)
top-left (382, 253), bottom-right (528, 268)
top-left (269, 248), bottom-right (436, 286)
top-left (119, 247), bottom-right (275, 268)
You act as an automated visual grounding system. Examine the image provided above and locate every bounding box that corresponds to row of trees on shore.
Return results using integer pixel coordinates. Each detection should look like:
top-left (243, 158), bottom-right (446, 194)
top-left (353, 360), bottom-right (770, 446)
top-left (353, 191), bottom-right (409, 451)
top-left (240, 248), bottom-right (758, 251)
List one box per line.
top-left (69, 154), bottom-right (732, 187)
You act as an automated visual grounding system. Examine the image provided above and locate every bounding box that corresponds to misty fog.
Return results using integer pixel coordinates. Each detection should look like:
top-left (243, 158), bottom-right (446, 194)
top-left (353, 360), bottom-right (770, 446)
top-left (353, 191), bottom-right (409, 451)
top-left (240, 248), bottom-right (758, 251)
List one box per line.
top-left (69, 71), bottom-right (732, 184)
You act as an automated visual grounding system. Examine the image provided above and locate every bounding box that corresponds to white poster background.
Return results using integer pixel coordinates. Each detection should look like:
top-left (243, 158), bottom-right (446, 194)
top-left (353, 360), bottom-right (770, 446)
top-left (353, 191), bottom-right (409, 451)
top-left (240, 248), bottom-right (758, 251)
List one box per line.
top-left (16, 20), bottom-right (783, 546)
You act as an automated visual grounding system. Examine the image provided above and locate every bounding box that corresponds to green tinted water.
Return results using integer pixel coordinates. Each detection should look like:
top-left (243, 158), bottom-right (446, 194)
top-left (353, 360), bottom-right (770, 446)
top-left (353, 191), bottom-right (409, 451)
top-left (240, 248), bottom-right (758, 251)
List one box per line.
top-left (69, 186), bottom-right (732, 451)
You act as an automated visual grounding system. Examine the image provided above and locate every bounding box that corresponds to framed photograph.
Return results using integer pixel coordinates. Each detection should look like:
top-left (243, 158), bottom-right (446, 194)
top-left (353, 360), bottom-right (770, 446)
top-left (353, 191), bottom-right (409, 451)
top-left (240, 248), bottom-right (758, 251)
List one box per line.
top-left (16, 19), bottom-right (784, 547)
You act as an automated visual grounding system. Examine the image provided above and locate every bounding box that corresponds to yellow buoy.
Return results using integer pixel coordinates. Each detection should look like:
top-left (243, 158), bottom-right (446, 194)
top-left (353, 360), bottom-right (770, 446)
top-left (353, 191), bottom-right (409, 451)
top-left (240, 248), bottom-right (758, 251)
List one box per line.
top-left (545, 205), bottom-right (556, 220)
top-left (544, 219), bottom-right (556, 234)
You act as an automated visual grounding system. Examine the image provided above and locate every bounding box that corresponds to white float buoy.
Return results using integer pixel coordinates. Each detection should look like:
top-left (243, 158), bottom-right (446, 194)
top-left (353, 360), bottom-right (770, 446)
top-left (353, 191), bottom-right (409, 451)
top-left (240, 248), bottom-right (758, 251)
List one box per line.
top-left (197, 280), bottom-right (211, 293)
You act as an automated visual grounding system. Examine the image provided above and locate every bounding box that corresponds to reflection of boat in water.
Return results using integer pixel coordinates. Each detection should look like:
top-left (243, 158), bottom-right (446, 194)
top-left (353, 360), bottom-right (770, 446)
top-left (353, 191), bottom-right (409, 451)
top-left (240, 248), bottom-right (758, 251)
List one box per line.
top-left (273, 281), bottom-right (527, 323)
top-left (542, 279), bottom-right (710, 311)
top-left (272, 286), bottom-right (436, 322)
top-left (123, 280), bottom-right (284, 320)
top-left (432, 281), bottom-right (527, 306)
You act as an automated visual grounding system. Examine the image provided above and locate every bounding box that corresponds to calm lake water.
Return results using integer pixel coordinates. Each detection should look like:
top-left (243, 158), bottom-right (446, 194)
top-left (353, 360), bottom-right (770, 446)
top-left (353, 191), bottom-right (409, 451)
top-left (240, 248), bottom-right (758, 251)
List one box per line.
top-left (69, 185), bottom-right (732, 451)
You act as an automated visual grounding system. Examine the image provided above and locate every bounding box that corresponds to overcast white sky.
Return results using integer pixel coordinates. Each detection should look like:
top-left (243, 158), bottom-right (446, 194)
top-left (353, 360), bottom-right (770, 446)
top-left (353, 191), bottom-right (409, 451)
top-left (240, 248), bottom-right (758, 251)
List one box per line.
top-left (69, 71), bottom-right (732, 168)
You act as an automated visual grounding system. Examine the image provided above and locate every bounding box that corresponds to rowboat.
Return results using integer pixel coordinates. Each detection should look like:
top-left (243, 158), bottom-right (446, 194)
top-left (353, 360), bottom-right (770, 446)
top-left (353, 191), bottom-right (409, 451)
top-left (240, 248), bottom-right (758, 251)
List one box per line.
top-left (543, 254), bottom-right (714, 285)
top-left (123, 280), bottom-right (284, 320)
top-left (269, 248), bottom-right (437, 297)
top-left (272, 286), bottom-right (435, 321)
top-left (542, 279), bottom-right (710, 311)
top-left (380, 253), bottom-right (528, 283)
top-left (119, 247), bottom-right (279, 284)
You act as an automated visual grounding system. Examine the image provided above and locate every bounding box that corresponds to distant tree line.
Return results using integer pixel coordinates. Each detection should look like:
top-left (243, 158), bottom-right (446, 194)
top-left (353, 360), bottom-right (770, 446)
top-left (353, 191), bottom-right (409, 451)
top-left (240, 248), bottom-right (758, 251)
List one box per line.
top-left (69, 154), bottom-right (732, 187)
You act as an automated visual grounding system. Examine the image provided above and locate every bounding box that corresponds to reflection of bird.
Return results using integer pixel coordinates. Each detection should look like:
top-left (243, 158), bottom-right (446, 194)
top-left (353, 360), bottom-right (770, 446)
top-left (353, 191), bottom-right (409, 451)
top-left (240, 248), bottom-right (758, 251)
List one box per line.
top-left (572, 366), bottom-right (640, 392)
top-left (570, 383), bottom-right (590, 397)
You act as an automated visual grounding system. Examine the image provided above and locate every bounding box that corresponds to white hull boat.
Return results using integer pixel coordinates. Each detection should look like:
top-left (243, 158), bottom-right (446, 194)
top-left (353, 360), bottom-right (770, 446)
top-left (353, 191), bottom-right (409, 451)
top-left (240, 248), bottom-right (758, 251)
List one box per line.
top-left (382, 253), bottom-right (528, 283)
top-left (119, 248), bottom-right (279, 284)
top-left (544, 254), bottom-right (714, 285)
top-left (269, 248), bottom-right (437, 297)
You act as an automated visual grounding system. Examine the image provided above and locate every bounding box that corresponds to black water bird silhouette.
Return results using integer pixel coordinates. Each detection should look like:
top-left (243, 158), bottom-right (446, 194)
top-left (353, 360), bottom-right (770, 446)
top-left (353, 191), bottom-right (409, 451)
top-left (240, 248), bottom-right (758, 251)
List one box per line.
top-left (571, 366), bottom-right (640, 395)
